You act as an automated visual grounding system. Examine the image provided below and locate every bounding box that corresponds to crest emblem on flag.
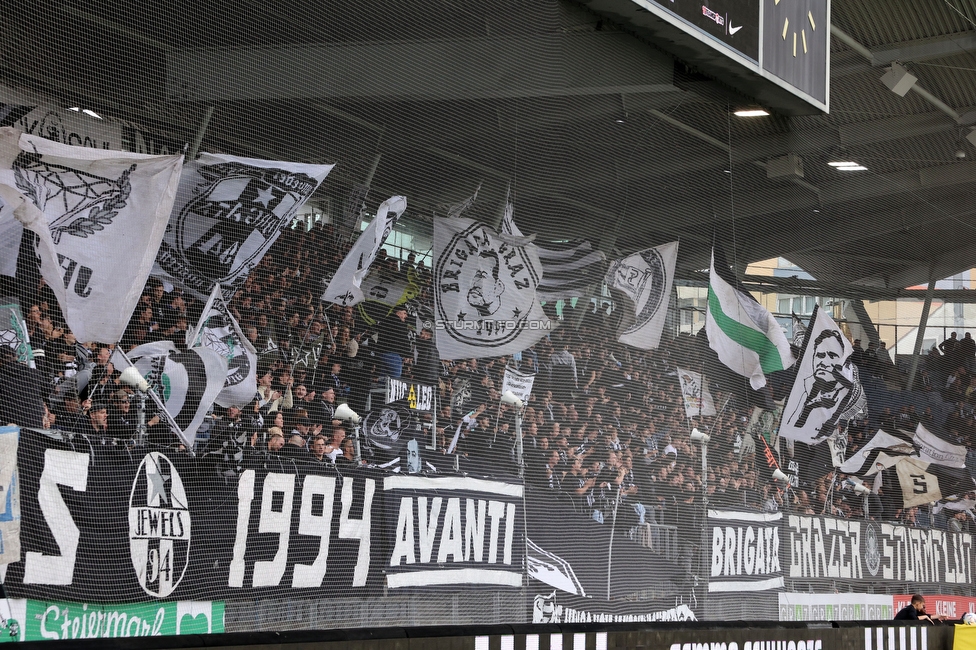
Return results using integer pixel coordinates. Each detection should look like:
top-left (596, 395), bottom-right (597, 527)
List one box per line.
top-left (434, 219), bottom-right (547, 354)
top-left (363, 407), bottom-right (405, 451)
top-left (155, 154), bottom-right (333, 298)
top-left (607, 248), bottom-right (668, 333)
top-left (177, 163), bottom-right (316, 284)
top-left (128, 452), bottom-right (191, 598)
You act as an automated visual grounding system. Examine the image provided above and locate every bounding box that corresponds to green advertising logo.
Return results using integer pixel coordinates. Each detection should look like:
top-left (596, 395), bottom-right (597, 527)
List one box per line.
top-left (0, 599), bottom-right (224, 642)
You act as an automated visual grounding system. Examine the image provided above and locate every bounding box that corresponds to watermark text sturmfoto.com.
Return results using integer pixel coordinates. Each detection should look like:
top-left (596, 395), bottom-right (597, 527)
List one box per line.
top-left (426, 319), bottom-right (552, 333)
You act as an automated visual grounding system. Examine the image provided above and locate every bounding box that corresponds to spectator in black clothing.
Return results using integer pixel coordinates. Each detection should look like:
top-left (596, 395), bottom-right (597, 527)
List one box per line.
top-left (82, 401), bottom-right (110, 437)
top-left (940, 333), bottom-right (959, 360)
top-left (894, 595), bottom-right (944, 624)
top-left (961, 332), bottom-right (976, 370)
top-left (0, 347), bottom-right (47, 428)
top-left (375, 304), bottom-right (412, 378)
top-left (414, 326), bottom-right (440, 385)
top-left (109, 390), bottom-right (139, 438)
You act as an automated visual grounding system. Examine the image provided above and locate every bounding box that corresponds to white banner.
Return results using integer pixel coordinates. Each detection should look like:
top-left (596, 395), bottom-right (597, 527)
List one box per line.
top-left (778, 593), bottom-right (893, 621)
top-left (324, 195), bottom-right (407, 306)
top-left (432, 217), bottom-right (551, 360)
top-left (189, 284), bottom-right (258, 408)
top-left (606, 242), bottom-right (677, 350)
top-left (677, 367), bottom-right (716, 418)
top-left (153, 153), bottom-right (333, 299)
top-left (1, 129), bottom-right (183, 343)
top-left (708, 510), bottom-right (784, 593)
top-left (502, 366), bottom-right (535, 404)
top-left (0, 425), bottom-right (20, 566)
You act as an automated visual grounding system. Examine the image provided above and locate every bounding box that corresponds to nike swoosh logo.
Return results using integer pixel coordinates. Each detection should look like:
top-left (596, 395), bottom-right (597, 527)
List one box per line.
top-left (729, 24), bottom-right (743, 34)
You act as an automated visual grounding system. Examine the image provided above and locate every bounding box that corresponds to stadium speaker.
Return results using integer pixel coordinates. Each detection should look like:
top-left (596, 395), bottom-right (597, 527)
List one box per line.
top-left (500, 391), bottom-right (524, 408)
top-left (880, 62), bottom-right (917, 97)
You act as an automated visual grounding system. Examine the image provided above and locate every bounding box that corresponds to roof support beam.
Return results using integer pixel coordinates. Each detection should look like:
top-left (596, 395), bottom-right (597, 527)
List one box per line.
top-left (166, 32), bottom-right (675, 102)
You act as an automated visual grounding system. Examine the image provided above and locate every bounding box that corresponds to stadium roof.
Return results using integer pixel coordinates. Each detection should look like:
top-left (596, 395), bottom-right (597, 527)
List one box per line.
top-left (3, 0), bottom-right (976, 298)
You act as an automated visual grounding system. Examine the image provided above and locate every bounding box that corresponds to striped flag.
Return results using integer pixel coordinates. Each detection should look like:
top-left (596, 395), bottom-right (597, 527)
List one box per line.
top-left (705, 246), bottom-right (793, 390)
top-left (536, 239), bottom-right (608, 302)
top-left (500, 196), bottom-right (607, 302)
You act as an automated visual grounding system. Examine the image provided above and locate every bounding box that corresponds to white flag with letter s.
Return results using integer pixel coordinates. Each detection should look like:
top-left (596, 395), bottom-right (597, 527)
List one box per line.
top-left (189, 284), bottom-right (258, 408)
top-left (605, 242), bottom-right (677, 350)
top-left (433, 217), bottom-right (551, 360)
top-left (0, 128), bottom-right (183, 343)
top-left (323, 195), bottom-right (407, 306)
top-left (153, 153), bottom-right (333, 299)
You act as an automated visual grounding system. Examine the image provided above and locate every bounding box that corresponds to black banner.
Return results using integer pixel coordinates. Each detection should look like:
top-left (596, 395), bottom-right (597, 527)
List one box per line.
top-left (524, 487), bottom-right (683, 601)
top-left (2, 428), bottom-right (523, 602)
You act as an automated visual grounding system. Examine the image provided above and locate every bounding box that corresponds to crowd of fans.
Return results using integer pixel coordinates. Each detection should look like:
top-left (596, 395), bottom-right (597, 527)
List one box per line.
top-left (2, 221), bottom-right (976, 547)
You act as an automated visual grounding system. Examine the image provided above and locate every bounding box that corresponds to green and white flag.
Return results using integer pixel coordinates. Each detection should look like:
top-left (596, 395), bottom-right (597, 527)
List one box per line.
top-left (705, 246), bottom-right (793, 390)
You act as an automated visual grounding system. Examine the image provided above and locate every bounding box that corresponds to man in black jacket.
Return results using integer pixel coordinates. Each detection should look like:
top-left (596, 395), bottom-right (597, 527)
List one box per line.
top-left (375, 305), bottom-right (412, 379)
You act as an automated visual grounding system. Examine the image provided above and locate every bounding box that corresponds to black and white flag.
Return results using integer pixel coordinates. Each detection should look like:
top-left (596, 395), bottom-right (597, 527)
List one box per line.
top-left (1, 128), bottom-right (183, 343)
top-left (781, 308), bottom-right (857, 444)
top-left (323, 195), bottom-right (407, 306)
top-left (433, 217), bottom-right (551, 360)
top-left (114, 341), bottom-right (227, 448)
top-left (895, 456), bottom-right (975, 509)
top-left (188, 284), bottom-right (258, 408)
top-left (153, 153), bottom-right (333, 299)
top-left (500, 197), bottom-right (607, 302)
top-left (914, 422), bottom-right (967, 469)
top-left (836, 429), bottom-right (915, 476)
top-left (677, 367), bottom-right (716, 418)
top-left (605, 242), bottom-right (677, 350)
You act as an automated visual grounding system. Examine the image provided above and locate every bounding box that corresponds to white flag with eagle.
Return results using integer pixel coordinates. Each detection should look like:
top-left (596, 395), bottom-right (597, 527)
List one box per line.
top-left (0, 128), bottom-right (183, 343)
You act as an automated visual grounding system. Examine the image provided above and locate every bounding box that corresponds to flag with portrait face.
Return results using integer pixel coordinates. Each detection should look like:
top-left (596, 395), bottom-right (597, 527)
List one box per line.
top-left (432, 217), bottom-right (551, 360)
top-left (781, 307), bottom-right (856, 444)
